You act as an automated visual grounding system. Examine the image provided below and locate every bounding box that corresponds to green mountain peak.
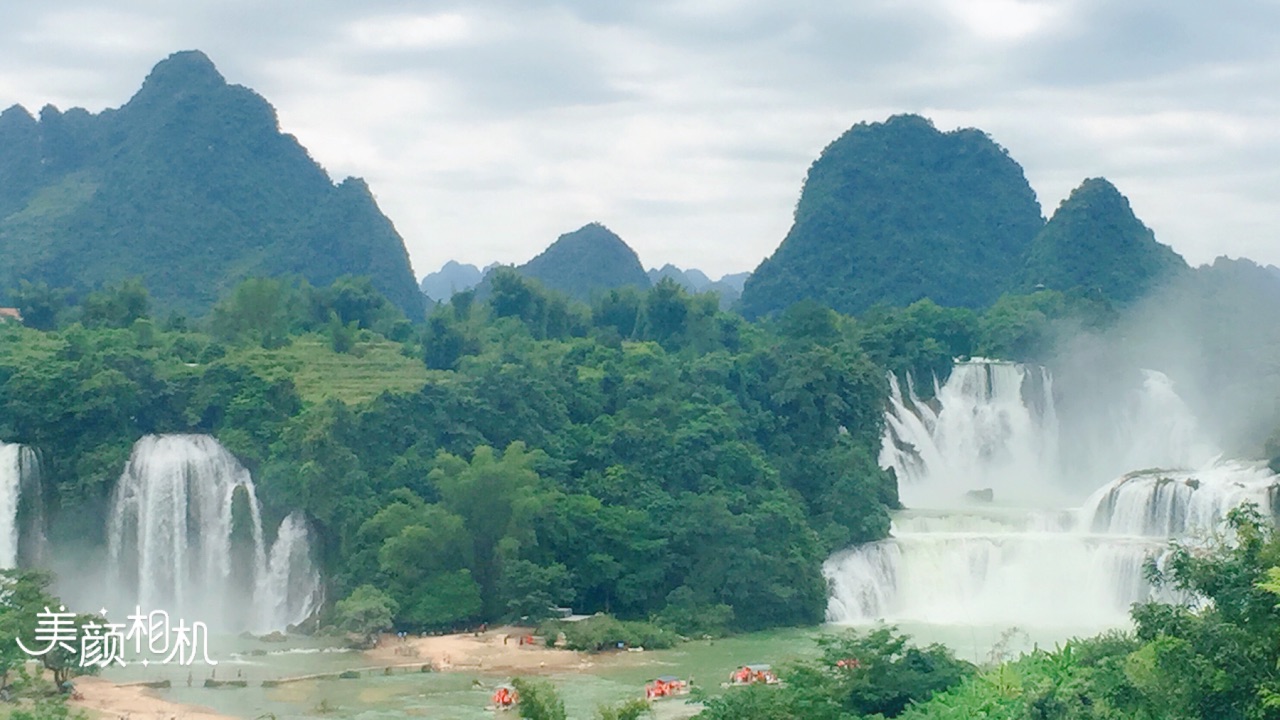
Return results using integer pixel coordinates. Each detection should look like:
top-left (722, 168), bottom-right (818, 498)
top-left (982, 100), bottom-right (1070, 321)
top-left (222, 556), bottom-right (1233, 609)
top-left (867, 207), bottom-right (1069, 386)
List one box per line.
top-left (1023, 177), bottom-right (1187, 302)
top-left (0, 51), bottom-right (423, 317)
top-left (516, 222), bottom-right (651, 301)
top-left (739, 114), bottom-right (1044, 318)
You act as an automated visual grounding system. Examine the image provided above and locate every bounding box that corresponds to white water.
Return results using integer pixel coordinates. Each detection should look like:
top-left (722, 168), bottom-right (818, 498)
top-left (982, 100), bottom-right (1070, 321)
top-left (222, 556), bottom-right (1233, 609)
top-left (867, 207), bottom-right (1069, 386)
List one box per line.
top-left (879, 362), bottom-right (1060, 508)
top-left (106, 435), bottom-right (320, 633)
top-left (0, 442), bottom-right (46, 569)
top-left (827, 360), bottom-right (1279, 631)
top-left (256, 510), bottom-right (323, 632)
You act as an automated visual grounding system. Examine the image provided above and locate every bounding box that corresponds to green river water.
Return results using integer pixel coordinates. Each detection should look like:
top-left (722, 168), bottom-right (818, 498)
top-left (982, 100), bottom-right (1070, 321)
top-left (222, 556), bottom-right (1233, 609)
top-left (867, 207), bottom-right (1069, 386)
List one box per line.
top-left (96, 622), bottom-right (1111, 719)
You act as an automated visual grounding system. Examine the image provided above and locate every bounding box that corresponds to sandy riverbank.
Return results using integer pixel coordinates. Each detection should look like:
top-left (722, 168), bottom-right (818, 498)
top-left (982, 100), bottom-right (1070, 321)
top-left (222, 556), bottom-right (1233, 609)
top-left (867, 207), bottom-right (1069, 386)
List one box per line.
top-left (363, 626), bottom-right (622, 675)
top-left (70, 676), bottom-right (236, 720)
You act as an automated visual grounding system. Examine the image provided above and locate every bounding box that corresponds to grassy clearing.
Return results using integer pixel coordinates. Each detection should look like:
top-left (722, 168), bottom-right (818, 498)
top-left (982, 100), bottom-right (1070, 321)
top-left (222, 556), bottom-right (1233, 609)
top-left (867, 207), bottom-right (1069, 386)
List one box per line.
top-left (227, 334), bottom-right (430, 405)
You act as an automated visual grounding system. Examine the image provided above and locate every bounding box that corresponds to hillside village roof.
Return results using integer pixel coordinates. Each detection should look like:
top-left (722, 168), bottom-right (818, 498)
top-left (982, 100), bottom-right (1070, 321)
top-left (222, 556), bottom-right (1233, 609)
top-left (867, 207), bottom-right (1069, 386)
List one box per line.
top-left (0, 308), bottom-right (22, 323)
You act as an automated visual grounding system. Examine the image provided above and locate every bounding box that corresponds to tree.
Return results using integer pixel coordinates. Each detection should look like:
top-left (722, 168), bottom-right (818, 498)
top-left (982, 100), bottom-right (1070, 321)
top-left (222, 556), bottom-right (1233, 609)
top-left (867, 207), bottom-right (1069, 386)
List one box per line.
top-left (79, 278), bottom-right (150, 329)
top-left (0, 570), bottom-right (103, 688)
top-left (9, 280), bottom-right (66, 331)
top-left (210, 277), bottom-right (297, 348)
top-left (332, 585), bottom-right (398, 644)
top-left (431, 443), bottom-right (548, 617)
top-left (422, 311), bottom-right (477, 370)
top-left (500, 560), bottom-right (575, 622)
top-left (698, 627), bottom-right (973, 720)
top-left (512, 677), bottom-right (567, 720)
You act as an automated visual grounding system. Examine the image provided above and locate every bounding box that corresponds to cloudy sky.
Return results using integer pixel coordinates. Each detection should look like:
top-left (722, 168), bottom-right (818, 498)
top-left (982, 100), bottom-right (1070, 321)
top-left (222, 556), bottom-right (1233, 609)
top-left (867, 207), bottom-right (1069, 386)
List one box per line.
top-left (1, 0), bottom-right (1278, 280)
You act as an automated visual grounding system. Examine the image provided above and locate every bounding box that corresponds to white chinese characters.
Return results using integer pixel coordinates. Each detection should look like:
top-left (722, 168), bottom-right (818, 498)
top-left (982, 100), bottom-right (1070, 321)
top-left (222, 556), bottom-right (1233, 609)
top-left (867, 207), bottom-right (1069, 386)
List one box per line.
top-left (16, 606), bottom-right (217, 667)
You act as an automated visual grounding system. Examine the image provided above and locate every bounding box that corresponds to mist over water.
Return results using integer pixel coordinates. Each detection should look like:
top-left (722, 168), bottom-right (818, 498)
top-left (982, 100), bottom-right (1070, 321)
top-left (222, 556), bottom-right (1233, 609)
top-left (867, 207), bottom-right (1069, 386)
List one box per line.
top-left (826, 360), bottom-right (1279, 630)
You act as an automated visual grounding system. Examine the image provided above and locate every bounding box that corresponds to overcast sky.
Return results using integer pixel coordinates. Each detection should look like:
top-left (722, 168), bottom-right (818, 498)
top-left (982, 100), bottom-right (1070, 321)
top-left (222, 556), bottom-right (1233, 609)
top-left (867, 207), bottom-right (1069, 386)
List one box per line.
top-left (2, 0), bottom-right (1278, 280)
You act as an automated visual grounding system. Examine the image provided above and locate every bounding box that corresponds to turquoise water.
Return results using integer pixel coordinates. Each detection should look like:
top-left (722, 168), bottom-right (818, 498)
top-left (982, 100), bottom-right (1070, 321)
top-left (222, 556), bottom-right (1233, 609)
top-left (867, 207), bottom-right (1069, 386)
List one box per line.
top-left (101, 629), bottom-right (816, 718)
top-left (100, 623), bottom-right (1103, 718)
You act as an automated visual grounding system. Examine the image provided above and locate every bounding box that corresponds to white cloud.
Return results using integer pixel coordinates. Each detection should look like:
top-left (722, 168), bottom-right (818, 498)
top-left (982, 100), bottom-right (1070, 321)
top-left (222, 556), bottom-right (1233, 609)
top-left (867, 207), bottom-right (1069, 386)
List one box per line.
top-left (1, 0), bottom-right (1278, 279)
top-left (346, 13), bottom-right (473, 50)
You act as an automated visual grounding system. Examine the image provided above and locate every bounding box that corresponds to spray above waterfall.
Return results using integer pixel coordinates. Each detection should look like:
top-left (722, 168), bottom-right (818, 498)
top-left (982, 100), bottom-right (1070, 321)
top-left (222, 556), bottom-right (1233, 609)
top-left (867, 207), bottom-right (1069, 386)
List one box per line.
top-left (828, 359), bottom-right (1280, 629)
top-left (106, 434), bottom-right (320, 633)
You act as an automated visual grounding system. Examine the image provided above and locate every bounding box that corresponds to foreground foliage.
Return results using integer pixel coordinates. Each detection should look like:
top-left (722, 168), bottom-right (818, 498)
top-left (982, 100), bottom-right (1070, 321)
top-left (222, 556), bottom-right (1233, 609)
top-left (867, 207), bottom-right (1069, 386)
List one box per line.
top-left (697, 627), bottom-right (974, 720)
top-left (704, 506), bottom-right (1280, 720)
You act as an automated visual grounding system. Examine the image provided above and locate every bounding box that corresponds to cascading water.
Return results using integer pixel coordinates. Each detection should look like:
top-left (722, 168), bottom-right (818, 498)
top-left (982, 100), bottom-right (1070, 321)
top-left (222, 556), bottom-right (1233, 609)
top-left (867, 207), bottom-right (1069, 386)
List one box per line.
top-left (256, 510), bottom-right (323, 632)
top-left (879, 361), bottom-right (1060, 508)
top-left (106, 435), bottom-right (321, 633)
top-left (827, 360), bottom-right (1279, 631)
top-left (0, 442), bottom-right (47, 569)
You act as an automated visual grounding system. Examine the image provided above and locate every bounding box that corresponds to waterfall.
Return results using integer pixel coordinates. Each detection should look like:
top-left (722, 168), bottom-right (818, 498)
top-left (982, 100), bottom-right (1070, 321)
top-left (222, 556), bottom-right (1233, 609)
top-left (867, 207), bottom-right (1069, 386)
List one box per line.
top-left (1082, 462), bottom-right (1277, 537)
top-left (255, 510), bottom-right (323, 633)
top-left (880, 361), bottom-right (1059, 507)
top-left (106, 435), bottom-right (319, 633)
top-left (828, 359), bottom-right (1279, 629)
top-left (0, 443), bottom-right (46, 569)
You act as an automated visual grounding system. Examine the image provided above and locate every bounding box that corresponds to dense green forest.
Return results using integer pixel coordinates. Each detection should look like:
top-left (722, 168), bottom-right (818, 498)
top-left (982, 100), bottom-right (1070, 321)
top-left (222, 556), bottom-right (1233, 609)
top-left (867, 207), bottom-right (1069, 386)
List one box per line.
top-left (0, 51), bottom-right (423, 317)
top-left (0, 271), bottom-right (1099, 635)
top-left (738, 115), bottom-right (1187, 319)
top-left (739, 114), bottom-right (1046, 318)
top-left (1024, 178), bottom-right (1188, 302)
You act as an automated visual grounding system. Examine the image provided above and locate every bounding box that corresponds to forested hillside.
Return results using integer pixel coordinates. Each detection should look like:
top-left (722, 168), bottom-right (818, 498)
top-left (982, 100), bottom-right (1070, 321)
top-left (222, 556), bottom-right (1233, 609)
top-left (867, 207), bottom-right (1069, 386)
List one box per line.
top-left (0, 51), bottom-right (423, 317)
top-left (516, 223), bottom-right (652, 301)
top-left (739, 115), bottom-right (1045, 318)
top-left (1024, 177), bottom-right (1188, 301)
top-left (0, 270), bottom-right (1095, 634)
top-left (738, 115), bottom-right (1190, 319)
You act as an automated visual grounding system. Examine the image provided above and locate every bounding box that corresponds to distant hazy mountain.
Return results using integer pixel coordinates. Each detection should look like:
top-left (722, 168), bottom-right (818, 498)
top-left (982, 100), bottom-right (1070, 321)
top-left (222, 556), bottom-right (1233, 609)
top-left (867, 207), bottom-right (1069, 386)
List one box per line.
top-left (738, 114), bottom-right (1044, 318)
top-left (0, 50), bottom-right (423, 317)
top-left (421, 261), bottom-right (483, 302)
top-left (516, 223), bottom-right (650, 301)
top-left (1023, 178), bottom-right (1187, 303)
top-left (647, 264), bottom-right (716, 292)
top-left (648, 264), bottom-right (710, 292)
top-left (1151, 256), bottom-right (1280, 454)
top-left (705, 273), bottom-right (749, 309)
top-left (716, 272), bottom-right (749, 294)
top-left (645, 265), bottom-right (750, 309)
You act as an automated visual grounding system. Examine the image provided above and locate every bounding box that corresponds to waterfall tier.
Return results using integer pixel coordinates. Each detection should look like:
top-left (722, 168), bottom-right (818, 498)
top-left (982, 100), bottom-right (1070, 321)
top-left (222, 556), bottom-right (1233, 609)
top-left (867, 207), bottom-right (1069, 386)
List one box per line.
top-left (0, 442), bottom-right (47, 569)
top-left (256, 510), bottom-right (324, 631)
top-left (880, 361), bottom-right (1059, 507)
top-left (106, 435), bottom-right (321, 633)
top-left (829, 360), bottom-right (1278, 629)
